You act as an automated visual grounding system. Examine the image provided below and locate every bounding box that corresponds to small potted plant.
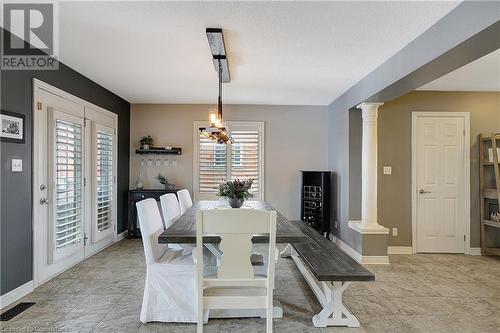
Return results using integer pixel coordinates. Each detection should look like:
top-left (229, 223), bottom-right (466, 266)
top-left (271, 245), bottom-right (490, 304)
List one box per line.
top-left (217, 179), bottom-right (254, 208)
top-left (156, 173), bottom-right (174, 190)
top-left (139, 135), bottom-right (153, 150)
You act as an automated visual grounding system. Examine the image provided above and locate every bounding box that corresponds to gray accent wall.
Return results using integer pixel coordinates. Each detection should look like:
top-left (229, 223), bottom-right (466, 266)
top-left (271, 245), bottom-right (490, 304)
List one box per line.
top-left (1, 28), bottom-right (130, 295)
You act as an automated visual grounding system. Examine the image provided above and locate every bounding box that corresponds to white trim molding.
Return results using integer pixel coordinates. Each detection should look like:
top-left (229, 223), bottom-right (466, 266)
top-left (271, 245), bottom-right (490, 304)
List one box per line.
top-left (331, 234), bottom-right (389, 265)
top-left (411, 112), bottom-right (471, 255)
top-left (387, 246), bottom-right (413, 255)
top-left (348, 220), bottom-right (389, 235)
top-left (0, 280), bottom-right (34, 310)
top-left (469, 248), bottom-right (482, 256)
top-left (116, 230), bottom-right (128, 242)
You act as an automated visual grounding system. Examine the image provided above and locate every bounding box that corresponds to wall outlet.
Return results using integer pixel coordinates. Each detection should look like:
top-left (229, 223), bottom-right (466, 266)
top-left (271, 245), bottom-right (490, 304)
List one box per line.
top-left (11, 159), bottom-right (22, 172)
top-left (392, 228), bottom-right (398, 236)
top-left (383, 166), bottom-right (392, 175)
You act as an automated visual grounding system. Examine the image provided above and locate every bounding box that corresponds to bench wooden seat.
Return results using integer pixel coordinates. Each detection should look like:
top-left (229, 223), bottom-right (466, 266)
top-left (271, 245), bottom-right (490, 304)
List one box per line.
top-left (280, 221), bottom-right (375, 328)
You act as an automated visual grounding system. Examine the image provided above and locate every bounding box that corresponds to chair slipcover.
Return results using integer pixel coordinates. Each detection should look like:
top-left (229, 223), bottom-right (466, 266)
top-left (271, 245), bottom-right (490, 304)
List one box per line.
top-left (137, 198), bottom-right (198, 323)
top-left (177, 189), bottom-right (193, 215)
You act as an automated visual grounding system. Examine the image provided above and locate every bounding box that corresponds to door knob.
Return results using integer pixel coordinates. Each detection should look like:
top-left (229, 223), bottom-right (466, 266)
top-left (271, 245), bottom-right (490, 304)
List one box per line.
top-left (40, 198), bottom-right (49, 205)
top-left (40, 184), bottom-right (46, 191)
top-left (419, 189), bottom-right (431, 194)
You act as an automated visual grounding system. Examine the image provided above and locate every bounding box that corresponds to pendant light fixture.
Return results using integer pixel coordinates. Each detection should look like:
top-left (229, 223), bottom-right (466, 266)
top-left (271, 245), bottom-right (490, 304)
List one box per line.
top-left (199, 28), bottom-right (233, 144)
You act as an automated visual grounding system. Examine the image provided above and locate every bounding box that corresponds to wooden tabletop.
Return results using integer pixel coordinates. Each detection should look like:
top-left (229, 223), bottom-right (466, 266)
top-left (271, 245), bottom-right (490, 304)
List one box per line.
top-left (158, 200), bottom-right (307, 244)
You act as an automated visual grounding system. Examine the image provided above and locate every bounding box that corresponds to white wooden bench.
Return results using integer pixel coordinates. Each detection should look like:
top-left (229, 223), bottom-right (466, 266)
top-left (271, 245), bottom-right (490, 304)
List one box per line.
top-left (281, 221), bottom-right (375, 328)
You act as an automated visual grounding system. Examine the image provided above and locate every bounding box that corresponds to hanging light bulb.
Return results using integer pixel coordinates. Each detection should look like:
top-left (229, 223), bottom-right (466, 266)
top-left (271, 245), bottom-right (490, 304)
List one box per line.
top-left (199, 57), bottom-right (233, 144)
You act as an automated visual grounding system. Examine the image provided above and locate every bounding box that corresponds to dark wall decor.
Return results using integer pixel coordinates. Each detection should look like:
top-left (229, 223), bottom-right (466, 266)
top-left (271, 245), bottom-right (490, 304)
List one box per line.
top-left (0, 110), bottom-right (25, 143)
top-left (1, 28), bottom-right (130, 296)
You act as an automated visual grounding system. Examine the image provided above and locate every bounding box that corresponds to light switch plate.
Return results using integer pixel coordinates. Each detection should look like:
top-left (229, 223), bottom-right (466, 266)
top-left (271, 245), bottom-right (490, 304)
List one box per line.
top-left (392, 228), bottom-right (398, 236)
top-left (12, 159), bottom-right (22, 172)
top-left (172, 159), bottom-right (177, 167)
top-left (383, 166), bottom-right (392, 175)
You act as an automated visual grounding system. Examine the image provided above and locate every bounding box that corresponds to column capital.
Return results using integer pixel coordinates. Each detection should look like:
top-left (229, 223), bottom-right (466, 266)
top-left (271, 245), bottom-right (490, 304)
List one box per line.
top-left (356, 102), bottom-right (384, 110)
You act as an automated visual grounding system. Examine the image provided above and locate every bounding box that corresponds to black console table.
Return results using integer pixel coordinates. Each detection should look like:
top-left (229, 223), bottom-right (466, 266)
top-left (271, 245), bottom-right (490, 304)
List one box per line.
top-left (128, 189), bottom-right (178, 236)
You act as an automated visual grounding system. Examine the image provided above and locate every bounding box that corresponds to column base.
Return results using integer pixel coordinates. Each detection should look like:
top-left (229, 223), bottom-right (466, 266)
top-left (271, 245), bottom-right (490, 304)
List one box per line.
top-left (348, 220), bottom-right (389, 234)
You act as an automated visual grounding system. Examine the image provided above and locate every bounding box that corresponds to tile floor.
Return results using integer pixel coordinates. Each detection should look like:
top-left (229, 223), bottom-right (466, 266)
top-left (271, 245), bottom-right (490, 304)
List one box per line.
top-left (2, 239), bottom-right (500, 332)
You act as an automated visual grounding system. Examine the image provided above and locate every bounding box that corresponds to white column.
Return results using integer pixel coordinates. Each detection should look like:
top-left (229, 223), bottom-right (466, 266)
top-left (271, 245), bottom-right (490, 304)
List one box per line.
top-left (349, 102), bottom-right (389, 234)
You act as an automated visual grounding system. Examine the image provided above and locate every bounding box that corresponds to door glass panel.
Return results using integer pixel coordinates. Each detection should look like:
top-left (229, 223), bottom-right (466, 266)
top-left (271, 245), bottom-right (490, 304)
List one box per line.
top-left (55, 120), bottom-right (82, 249)
top-left (96, 130), bottom-right (113, 232)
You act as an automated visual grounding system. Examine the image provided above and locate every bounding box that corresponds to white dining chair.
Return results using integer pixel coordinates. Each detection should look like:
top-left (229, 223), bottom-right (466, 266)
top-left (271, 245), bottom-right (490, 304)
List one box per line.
top-left (136, 198), bottom-right (199, 323)
top-left (177, 189), bottom-right (193, 215)
top-left (196, 208), bottom-right (277, 333)
top-left (160, 193), bottom-right (181, 229)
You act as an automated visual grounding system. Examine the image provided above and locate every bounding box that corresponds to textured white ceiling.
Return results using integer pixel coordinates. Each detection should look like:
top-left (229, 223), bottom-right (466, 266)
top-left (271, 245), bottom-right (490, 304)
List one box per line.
top-left (58, 1), bottom-right (460, 105)
top-left (418, 49), bottom-right (500, 92)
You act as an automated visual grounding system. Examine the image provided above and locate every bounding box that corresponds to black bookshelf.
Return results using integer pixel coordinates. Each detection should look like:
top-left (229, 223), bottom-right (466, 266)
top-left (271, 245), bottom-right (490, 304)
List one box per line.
top-left (300, 171), bottom-right (331, 238)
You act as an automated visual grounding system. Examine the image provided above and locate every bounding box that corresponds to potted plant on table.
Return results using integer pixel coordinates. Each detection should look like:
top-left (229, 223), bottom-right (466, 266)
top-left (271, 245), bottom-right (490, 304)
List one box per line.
top-left (139, 135), bottom-right (153, 150)
top-left (217, 179), bottom-right (254, 208)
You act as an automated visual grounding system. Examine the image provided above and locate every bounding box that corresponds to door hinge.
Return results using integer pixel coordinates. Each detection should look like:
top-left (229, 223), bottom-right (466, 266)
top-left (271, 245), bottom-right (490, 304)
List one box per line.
top-left (84, 233), bottom-right (88, 246)
top-left (464, 235), bottom-right (466, 242)
top-left (113, 225), bottom-right (116, 232)
top-left (37, 101), bottom-right (42, 110)
top-left (84, 177), bottom-right (86, 187)
top-left (114, 128), bottom-right (117, 135)
top-left (84, 118), bottom-right (87, 127)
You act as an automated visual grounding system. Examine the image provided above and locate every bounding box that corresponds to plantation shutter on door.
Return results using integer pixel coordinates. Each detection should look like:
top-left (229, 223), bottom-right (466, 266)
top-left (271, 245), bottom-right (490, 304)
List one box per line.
top-left (92, 123), bottom-right (115, 243)
top-left (198, 135), bottom-right (227, 194)
top-left (54, 119), bottom-right (83, 250)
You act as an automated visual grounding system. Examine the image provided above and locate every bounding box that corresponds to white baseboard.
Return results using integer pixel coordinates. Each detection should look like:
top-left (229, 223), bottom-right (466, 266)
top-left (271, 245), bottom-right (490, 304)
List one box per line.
top-left (469, 247), bottom-right (482, 256)
top-left (387, 246), bottom-right (413, 255)
top-left (116, 230), bottom-right (127, 242)
top-left (0, 280), bottom-right (34, 310)
top-left (331, 234), bottom-right (390, 265)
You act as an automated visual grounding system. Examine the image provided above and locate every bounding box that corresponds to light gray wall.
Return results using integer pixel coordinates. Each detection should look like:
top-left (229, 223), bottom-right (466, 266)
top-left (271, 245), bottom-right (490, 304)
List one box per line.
top-left (328, 105), bottom-right (363, 253)
top-left (378, 91), bottom-right (500, 248)
top-left (130, 104), bottom-right (329, 220)
top-left (349, 109), bottom-right (362, 220)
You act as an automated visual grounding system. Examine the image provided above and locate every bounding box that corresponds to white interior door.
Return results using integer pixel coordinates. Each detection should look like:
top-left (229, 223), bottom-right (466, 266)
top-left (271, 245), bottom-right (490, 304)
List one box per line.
top-left (35, 89), bottom-right (85, 283)
top-left (415, 115), bottom-right (467, 253)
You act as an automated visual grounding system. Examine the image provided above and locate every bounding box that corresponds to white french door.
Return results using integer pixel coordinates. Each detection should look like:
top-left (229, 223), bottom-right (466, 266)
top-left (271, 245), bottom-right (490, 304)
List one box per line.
top-left (84, 108), bottom-right (117, 256)
top-left (33, 80), bottom-right (117, 285)
top-left (413, 113), bottom-right (469, 253)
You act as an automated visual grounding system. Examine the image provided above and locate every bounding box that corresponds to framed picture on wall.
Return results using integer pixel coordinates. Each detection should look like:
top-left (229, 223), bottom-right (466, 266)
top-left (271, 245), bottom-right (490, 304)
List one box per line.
top-left (0, 110), bottom-right (25, 143)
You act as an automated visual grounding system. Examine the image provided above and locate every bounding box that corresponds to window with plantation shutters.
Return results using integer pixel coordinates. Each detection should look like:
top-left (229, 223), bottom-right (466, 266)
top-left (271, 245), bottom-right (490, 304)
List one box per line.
top-left (54, 119), bottom-right (83, 250)
top-left (230, 130), bottom-right (260, 194)
top-left (194, 121), bottom-right (264, 201)
top-left (198, 135), bottom-right (227, 194)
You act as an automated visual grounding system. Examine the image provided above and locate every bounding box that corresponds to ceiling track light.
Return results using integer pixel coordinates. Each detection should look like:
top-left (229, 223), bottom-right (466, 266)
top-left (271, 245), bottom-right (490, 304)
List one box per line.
top-left (199, 28), bottom-right (233, 145)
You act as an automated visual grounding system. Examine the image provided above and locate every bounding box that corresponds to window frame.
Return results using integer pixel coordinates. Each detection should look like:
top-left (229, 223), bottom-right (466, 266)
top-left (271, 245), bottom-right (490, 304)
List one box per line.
top-left (193, 121), bottom-right (265, 201)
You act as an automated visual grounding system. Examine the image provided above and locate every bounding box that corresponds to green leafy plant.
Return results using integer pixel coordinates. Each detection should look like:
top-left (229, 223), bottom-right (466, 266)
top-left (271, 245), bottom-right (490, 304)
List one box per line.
top-left (139, 135), bottom-right (153, 146)
top-left (217, 179), bottom-right (254, 200)
top-left (156, 173), bottom-right (168, 185)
